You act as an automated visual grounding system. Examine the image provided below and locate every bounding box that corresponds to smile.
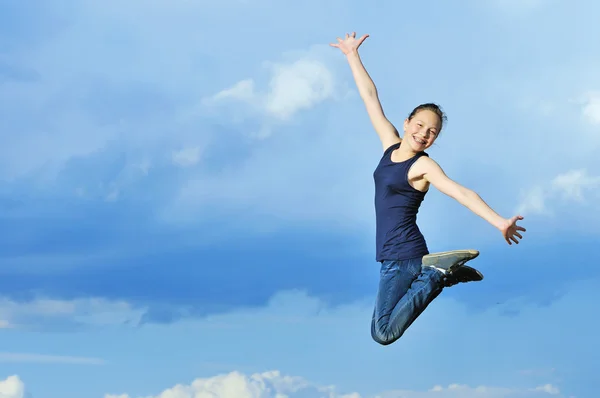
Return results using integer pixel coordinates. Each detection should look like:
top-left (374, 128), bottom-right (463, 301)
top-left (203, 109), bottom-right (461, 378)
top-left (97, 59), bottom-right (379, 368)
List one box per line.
top-left (413, 135), bottom-right (426, 145)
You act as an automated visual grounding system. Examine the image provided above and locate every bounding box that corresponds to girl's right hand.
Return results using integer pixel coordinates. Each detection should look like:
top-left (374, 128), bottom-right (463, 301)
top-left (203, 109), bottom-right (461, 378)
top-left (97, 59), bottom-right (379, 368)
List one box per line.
top-left (329, 32), bottom-right (369, 55)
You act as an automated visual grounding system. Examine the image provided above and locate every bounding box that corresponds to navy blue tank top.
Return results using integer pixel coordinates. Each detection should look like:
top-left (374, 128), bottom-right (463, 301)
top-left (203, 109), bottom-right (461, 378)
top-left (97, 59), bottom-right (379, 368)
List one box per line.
top-left (373, 142), bottom-right (429, 262)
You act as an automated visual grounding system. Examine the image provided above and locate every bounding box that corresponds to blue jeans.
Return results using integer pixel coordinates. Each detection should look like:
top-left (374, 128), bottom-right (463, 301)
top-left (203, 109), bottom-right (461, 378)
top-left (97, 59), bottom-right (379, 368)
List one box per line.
top-left (371, 256), bottom-right (445, 345)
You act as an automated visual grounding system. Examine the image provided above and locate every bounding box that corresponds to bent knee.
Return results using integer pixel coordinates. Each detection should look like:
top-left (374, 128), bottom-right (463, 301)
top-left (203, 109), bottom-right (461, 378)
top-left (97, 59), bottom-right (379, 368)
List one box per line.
top-left (372, 336), bottom-right (394, 346)
top-left (371, 327), bottom-right (402, 346)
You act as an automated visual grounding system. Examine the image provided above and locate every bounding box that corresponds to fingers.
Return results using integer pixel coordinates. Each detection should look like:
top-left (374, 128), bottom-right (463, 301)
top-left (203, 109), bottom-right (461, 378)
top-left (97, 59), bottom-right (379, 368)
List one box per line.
top-left (334, 33), bottom-right (369, 42)
top-left (329, 37), bottom-right (343, 48)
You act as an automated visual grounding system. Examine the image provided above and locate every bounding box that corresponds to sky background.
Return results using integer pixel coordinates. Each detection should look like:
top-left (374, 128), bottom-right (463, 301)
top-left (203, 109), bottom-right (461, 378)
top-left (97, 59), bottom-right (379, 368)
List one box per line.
top-left (0, 0), bottom-right (599, 397)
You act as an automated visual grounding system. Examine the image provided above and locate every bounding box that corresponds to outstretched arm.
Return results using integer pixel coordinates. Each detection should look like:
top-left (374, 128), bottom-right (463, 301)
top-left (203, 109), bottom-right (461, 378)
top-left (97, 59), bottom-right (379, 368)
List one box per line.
top-left (330, 33), bottom-right (401, 152)
top-left (418, 157), bottom-right (526, 245)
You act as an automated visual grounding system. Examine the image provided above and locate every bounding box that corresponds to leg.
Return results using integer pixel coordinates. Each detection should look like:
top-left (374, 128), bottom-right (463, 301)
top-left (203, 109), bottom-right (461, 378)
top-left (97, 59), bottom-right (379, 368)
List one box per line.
top-left (370, 250), bottom-right (484, 346)
top-left (371, 257), bottom-right (444, 345)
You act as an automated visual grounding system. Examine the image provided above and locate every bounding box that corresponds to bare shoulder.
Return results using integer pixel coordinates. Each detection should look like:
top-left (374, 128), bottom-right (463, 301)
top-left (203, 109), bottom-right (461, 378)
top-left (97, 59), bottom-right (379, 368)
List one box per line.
top-left (411, 155), bottom-right (451, 184)
top-left (410, 153), bottom-right (438, 174)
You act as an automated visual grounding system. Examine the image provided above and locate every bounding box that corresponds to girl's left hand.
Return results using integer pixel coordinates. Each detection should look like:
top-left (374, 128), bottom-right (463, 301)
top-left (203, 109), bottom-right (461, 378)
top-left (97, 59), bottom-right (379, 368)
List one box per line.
top-left (501, 215), bottom-right (526, 245)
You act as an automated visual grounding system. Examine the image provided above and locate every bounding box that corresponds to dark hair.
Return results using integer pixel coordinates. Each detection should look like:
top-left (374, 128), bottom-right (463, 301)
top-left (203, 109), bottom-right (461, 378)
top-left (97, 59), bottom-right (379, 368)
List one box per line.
top-left (408, 103), bottom-right (447, 132)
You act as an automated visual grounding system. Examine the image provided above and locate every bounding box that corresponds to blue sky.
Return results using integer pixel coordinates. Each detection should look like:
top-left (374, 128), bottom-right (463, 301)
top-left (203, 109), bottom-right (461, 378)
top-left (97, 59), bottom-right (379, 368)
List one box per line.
top-left (0, 0), bottom-right (599, 397)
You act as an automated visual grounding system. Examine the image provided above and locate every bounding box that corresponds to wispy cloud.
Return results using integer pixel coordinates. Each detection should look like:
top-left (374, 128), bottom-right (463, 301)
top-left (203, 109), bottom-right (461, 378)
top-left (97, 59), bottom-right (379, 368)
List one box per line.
top-left (517, 168), bottom-right (600, 215)
top-left (580, 91), bottom-right (600, 126)
top-left (0, 352), bottom-right (105, 365)
top-left (0, 296), bottom-right (145, 329)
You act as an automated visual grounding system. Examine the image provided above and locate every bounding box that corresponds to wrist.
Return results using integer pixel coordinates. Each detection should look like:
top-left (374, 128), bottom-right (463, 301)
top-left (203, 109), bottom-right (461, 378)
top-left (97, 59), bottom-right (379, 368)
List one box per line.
top-left (345, 50), bottom-right (360, 60)
top-left (494, 217), bottom-right (507, 230)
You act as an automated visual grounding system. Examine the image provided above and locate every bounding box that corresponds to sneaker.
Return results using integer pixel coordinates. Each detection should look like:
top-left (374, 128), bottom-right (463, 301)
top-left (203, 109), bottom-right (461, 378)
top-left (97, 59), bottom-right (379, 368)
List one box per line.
top-left (443, 265), bottom-right (484, 287)
top-left (422, 249), bottom-right (479, 273)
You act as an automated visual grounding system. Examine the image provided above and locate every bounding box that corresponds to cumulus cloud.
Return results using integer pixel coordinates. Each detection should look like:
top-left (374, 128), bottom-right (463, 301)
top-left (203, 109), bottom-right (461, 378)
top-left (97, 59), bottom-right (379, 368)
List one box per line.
top-left (0, 375), bottom-right (25, 398)
top-left (203, 47), bottom-right (338, 138)
top-left (263, 57), bottom-right (335, 120)
top-left (104, 370), bottom-right (561, 398)
top-left (517, 168), bottom-right (600, 215)
top-left (0, 296), bottom-right (145, 329)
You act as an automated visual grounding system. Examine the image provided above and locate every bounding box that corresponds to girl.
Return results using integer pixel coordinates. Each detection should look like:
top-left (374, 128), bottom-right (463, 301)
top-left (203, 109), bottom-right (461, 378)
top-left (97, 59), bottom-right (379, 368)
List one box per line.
top-left (330, 32), bottom-right (526, 345)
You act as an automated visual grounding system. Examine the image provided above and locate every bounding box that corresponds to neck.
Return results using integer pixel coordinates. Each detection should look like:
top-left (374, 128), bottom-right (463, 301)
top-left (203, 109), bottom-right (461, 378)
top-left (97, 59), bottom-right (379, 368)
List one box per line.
top-left (399, 141), bottom-right (420, 156)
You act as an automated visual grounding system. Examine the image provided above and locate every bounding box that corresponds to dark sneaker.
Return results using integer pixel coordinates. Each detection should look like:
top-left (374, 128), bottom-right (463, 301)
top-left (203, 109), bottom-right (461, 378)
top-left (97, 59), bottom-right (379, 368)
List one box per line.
top-left (422, 249), bottom-right (479, 273)
top-left (443, 265), bottom-right (484, 287)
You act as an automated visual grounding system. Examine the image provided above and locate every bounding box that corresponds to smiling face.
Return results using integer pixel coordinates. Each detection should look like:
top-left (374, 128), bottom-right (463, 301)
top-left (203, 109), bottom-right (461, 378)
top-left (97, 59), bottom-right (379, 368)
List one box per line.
top-left (402, 109), bottom-right (442, 152)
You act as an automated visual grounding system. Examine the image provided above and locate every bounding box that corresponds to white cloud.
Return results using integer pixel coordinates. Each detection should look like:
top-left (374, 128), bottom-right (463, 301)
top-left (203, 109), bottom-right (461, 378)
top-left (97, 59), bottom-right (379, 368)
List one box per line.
top-left (0, 352), bottom-right (104, 365)
top-left (104, 370), bottom-right (561, 398)
top-left (551, 169), bottom-right (600, 201)
top-left (263, 58), bottom-right (335, 121)
top-left (581, 91), bottom-right (600, 125)
top-left (517, 168), bottom-right (600, 215)
top-left (0, 296), bottom-right (145, 329)
top-left (0, 375), bottom-right (25, 398)
top-left (210, 79), bottom-right (256, 103)
top-left (517, 185), bottom-right (548, 215)
top-left (203, 47), bottom-right (338, 138)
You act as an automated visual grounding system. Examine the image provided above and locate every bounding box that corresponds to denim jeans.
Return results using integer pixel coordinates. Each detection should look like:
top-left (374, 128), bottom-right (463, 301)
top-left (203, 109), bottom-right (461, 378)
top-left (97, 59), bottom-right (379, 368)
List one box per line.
top-left (371, 256), bottom-right (445, 345)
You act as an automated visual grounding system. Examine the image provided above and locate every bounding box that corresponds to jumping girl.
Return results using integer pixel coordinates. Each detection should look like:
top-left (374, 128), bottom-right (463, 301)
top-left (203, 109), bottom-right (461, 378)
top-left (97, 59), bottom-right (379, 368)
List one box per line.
top-left (330, 32), bottom-right (526, 345)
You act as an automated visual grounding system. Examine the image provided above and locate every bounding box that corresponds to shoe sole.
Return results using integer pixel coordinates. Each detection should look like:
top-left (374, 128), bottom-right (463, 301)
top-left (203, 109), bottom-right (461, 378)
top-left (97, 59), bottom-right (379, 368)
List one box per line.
top-left (444, 265), bottom-right (484, 287)
top-left (422, 249), bottom-right (479, 272)
top-left (455, 265), bottom-right (484, 282)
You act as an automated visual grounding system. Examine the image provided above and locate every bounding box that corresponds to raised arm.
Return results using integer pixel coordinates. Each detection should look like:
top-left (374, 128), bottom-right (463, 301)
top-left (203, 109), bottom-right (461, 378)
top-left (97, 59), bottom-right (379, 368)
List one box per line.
top-left (330, 33), bottom-right (401, 152)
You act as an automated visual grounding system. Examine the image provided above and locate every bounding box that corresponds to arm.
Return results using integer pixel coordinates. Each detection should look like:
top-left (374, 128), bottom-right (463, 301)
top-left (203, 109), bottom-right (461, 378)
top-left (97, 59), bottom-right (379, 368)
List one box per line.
top-left (330, 33), bottom-right (400, 151)
top-left (417, 157), bottom-right (526, 244)
top-left (345, 50), bottom-right (401, 151)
